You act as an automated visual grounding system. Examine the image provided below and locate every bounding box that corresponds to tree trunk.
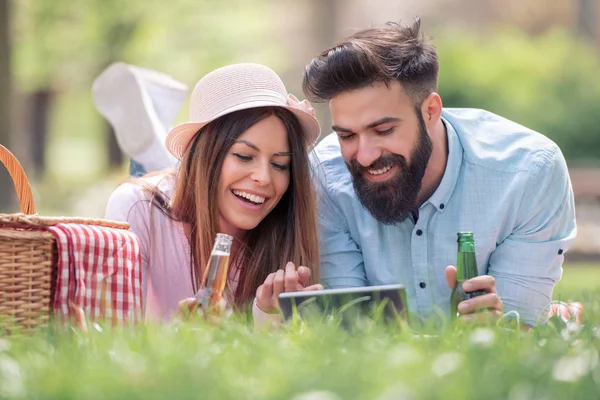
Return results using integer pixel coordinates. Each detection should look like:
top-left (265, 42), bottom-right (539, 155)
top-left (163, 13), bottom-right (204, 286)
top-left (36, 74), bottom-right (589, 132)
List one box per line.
top-left (29, 89), bottom-right (54, 178)
top-left (309, 0), bottom-right (340, 137)
top-left (577, 0), bottom-right (597, 41)
top-left (106, 121), bottom-right (123, 168)
top-left (0, 0), bottom-right (15, 212)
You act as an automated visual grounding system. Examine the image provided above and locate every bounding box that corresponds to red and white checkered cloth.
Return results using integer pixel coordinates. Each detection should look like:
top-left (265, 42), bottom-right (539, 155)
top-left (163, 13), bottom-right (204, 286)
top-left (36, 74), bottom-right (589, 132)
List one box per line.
top-left (47, 223), bottom-right (143, 325)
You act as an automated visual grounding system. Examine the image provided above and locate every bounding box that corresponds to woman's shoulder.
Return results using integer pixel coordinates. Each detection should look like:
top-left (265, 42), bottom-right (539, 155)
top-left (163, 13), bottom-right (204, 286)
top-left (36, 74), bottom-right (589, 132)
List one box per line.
top-left (104, 172), bottom-right (176, 222)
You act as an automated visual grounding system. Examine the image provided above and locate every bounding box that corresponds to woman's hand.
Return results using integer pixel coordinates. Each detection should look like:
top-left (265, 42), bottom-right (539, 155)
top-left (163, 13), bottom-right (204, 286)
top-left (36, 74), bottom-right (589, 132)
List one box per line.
top-left (176, 290), bottom-right (230, 324)
top-left (255, 261), bottom-right (323, 314)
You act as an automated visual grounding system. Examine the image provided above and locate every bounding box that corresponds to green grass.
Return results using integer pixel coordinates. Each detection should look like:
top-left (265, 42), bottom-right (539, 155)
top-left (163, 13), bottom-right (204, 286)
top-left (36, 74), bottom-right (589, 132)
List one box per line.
top-left (0, 263), bottom-right (599, 399)
top-left (556, 263), bottom-right (600, 300)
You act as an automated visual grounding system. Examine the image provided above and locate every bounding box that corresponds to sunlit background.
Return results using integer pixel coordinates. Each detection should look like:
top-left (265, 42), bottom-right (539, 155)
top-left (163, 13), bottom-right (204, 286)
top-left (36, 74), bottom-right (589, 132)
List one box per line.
top-left (0, 0), bottom-right (599, 268)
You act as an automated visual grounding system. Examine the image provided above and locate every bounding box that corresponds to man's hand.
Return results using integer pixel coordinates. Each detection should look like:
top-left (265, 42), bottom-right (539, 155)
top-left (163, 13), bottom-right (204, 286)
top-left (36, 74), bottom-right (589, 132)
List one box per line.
top-left (445, 265), bottom-right (504, 323)
top-left (255, 262), bottom-right (324, 314)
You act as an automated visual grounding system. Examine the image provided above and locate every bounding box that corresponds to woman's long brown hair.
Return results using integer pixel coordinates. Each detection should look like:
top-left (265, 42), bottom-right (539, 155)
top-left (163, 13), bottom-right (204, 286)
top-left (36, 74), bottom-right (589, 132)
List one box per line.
top-left (142, 106), bottom-right (319, 309)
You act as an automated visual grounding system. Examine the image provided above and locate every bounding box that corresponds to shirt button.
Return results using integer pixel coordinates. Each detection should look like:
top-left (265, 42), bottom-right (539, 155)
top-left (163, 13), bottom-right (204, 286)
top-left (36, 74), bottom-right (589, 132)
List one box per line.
top-left (439, 203), bottom-right (445, 209)
top-left (419, 282), bottom-right (426, 289)
top-left (416, 229), bottom-right (423, 236)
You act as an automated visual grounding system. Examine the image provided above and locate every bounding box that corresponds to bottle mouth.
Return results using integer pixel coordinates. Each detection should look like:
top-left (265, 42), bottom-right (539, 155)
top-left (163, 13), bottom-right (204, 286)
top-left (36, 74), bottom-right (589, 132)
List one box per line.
top-left (457, 232), bottom-right (474, 242)
top-left (216, 233), bottom-right (234, 244)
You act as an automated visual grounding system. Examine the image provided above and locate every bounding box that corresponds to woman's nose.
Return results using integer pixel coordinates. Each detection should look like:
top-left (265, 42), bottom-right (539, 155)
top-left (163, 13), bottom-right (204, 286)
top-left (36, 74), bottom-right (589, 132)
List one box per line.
top-left (250, 162), bottom-right (272, 186)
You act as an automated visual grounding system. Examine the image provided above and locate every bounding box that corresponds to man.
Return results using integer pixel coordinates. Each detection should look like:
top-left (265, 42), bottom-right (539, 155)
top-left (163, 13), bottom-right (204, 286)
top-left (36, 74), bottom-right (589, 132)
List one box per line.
top-left (303, 19), bottom-right (577, 326)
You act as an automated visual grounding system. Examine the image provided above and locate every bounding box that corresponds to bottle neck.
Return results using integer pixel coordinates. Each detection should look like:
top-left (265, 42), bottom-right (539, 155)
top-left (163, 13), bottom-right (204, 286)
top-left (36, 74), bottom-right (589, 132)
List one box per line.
top-left (456, 241), bottom-right (478, 280)
top-left (457, 241), bottom-right (475, 253)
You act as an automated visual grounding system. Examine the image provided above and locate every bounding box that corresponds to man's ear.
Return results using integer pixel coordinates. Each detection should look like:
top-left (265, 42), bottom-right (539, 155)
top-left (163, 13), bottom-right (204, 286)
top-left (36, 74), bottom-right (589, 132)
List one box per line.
top-left (420, 92), bottom-right (443, 129)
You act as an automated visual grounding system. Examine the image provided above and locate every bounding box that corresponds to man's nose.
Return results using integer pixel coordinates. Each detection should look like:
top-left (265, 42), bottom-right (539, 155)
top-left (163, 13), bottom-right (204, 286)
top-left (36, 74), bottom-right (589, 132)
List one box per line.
top-left (356, 137), bottom-right (383, 168)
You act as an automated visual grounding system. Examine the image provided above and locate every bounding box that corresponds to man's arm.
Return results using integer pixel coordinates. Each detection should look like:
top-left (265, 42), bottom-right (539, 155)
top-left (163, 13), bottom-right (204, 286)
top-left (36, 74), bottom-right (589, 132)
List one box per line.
top-left (316, 178), bottom-right (368, 289)
top-left (487, 144), bottom-right (577, 326)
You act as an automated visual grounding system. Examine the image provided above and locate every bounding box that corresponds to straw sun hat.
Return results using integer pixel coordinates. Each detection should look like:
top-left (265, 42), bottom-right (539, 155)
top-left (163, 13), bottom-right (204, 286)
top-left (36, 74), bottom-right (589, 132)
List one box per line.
top-left (165, 63), bottom-right (321, 160)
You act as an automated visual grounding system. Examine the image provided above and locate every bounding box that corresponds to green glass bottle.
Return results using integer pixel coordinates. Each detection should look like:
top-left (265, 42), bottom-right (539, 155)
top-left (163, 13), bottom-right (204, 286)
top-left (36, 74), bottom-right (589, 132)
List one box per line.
top-left (450, 232), bottom-right (486, 320)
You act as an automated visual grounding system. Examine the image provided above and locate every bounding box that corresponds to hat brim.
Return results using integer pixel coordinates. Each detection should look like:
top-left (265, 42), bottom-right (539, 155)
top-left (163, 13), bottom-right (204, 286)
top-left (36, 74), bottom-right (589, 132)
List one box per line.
top-left (165, 100), bottom-right (321, 160)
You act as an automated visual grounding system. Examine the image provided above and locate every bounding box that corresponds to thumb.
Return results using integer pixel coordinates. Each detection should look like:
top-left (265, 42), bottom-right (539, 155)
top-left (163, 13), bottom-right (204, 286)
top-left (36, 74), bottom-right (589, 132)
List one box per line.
top-left (302, 283), bottom-right (323, 291)
top-left (445, 265), bottom-right (457, 290)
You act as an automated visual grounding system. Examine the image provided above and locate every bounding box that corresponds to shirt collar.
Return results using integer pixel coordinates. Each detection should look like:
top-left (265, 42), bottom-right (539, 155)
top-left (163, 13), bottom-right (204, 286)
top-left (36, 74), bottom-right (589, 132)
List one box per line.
top-left (422, 116), bottom-right (464, 213)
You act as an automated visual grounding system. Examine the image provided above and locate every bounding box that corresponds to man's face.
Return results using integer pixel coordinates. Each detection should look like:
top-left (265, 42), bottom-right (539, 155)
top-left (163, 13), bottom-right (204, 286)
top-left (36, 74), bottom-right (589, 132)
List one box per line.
top-left (330, 81), bottom-right (433, 224)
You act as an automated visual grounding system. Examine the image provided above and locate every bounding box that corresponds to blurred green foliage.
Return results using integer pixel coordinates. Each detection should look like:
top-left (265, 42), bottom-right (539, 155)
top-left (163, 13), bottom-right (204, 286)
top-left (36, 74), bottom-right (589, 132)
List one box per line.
top-left (11, 0), bottom-right (278, 92)
top-left (8, 5), bottom-right (600, 215)
top-left (437, 27), bottom-right (600, 163)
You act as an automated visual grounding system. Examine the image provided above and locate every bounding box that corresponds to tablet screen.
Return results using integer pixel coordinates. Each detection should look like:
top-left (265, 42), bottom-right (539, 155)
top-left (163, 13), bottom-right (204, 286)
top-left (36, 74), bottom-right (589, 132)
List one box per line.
top-left (278, 284), bottom-right (408, 325)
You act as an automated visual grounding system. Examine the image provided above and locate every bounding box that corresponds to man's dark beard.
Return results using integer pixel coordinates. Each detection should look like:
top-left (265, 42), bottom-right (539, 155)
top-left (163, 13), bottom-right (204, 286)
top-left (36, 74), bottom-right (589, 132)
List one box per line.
top-left (347, 113), bottom-right (433, 225)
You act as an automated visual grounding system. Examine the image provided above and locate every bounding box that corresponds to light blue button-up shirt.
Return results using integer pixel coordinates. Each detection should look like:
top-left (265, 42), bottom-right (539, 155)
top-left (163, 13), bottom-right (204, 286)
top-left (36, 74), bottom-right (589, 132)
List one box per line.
top-left (310, 108), bottom-right (577, 326)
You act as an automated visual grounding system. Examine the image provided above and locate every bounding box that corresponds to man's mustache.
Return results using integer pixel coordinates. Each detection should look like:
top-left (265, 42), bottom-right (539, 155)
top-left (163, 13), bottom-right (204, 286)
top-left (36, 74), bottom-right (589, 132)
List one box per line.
top-left (349, 154), bottom-right (407, 176)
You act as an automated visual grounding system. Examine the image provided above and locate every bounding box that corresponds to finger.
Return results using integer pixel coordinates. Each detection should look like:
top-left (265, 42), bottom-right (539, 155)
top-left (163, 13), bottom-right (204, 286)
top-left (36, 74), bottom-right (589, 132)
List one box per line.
top-left (257, 273), bottom-right (276, 307)
top-left (302, 283), bottom-right (324, 291)
top-left (463, 275), bottom-right (497, 294)
top-left (297, 266), bottom-right (311, 287)
top-left (457, 292), bottom-right (503, 314)
top-left (177, 297), bottom-right (199, 319)
top-left (69, 302), bottom-right (88, 333)
top-left (460, 309), bottom-right (503, 324)
top-left (445, 265), bottom-right (457, 289)
top-left (272, 269), bottom-right (286, 306)
top-left (284, 262), bottom-right (298, 292)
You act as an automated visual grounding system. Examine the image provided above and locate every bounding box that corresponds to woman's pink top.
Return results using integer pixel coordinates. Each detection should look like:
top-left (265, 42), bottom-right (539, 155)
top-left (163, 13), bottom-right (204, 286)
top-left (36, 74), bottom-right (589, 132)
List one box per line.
top-left (104, 174), bottom-right (279, 326)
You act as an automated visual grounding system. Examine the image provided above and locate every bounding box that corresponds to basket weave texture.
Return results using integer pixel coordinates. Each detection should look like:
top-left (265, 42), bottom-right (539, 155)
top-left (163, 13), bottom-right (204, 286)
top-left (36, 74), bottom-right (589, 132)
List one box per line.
top-left (0, 144), bottom-right (128, 332)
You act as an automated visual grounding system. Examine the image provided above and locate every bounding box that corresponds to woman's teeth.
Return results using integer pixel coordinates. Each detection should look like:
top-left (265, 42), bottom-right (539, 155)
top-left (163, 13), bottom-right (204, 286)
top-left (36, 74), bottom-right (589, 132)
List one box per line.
top-left (232, 190), bottom-right (265, 204)
top-left (368, 165), bottom-right (393, 175)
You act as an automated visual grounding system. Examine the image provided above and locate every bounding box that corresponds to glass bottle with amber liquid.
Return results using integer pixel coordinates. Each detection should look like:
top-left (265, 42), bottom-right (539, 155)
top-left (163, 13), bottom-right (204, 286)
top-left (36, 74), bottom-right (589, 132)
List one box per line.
top-left (196, 233), bottom-right (233, 314)
top-left (450, 232), bottom-right (486, 321)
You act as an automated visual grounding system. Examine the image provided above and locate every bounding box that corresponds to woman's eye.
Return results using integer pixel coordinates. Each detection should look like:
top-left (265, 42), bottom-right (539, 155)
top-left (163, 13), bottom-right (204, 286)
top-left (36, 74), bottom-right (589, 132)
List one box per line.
top-left (234, 153), bottom-right (252, 162)
top-left (272, 163), bottom-right (289, 171)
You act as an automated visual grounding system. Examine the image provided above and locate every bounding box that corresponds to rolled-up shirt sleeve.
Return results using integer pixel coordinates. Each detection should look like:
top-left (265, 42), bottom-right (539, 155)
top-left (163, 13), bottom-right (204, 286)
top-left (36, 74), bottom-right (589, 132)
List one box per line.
top-left (488, 145), bottom-right (577, 326)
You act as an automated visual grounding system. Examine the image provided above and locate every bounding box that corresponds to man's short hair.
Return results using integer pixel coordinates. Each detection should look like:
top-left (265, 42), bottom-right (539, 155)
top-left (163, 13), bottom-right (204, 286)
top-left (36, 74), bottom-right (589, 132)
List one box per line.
top-left (302, 18), bottom-right (439, 107)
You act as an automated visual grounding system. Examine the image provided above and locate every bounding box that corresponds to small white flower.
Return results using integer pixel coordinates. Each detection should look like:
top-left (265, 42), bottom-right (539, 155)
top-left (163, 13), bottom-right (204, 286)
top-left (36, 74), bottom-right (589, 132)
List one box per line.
top-left (432, 352), bottom-right (462, 377)
top-left (469, 328), bottom-right (496, 347)
top-left (291, 390), bottom-right (343, 400)
top-left (553, 348), bottom-right (599, 382)
top-left (377, 383), bottom-right (418, 400)
top-left (0, 355), bottom-right (25, 397)
top-left (387, 344), bottom-right (421, 366)
top-left (0, 339), bottom-right (10, 352)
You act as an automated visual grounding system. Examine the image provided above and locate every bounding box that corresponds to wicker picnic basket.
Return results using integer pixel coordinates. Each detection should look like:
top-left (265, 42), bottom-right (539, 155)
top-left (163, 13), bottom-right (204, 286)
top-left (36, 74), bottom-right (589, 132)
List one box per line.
top-left (0, 144), bottom-right (129, 332)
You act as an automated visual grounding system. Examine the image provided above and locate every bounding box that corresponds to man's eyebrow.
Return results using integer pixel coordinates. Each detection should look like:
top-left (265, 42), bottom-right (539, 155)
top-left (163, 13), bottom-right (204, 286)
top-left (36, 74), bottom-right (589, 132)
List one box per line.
top-left (365, 117), bottom-right (401, 129)
top-left (234, 140), bottom-right (291, 156)
top-left (332, 117), bottom-right (401, 134)
top-left (331, 125), bottom-right (354, 134)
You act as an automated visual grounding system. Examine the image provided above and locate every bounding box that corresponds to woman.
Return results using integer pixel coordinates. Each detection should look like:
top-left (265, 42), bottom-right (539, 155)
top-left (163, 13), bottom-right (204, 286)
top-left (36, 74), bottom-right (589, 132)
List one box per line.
top-left (105, 63), bottom-right (322, 323)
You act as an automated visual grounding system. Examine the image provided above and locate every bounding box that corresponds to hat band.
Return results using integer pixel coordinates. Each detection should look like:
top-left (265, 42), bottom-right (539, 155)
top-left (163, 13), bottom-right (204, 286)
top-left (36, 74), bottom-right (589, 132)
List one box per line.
top-left (191, 89), bottom-right (288, 122)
